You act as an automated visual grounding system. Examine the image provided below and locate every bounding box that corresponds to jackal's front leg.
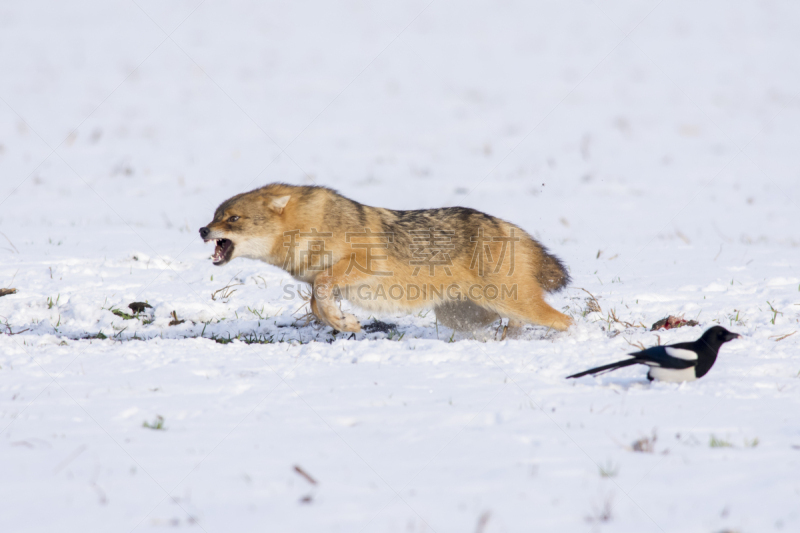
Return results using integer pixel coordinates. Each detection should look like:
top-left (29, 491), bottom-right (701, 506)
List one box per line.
top-left (310, 290), bottom-right (361, 332)
top-left (310, 258), bottom-right (366, 333)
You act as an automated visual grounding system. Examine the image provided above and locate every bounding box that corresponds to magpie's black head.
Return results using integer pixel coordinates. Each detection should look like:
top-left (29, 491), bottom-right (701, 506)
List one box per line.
top-left (700, 326), bottom-right (741, 347)
top-left (690, 326), bottom-right (740, 379)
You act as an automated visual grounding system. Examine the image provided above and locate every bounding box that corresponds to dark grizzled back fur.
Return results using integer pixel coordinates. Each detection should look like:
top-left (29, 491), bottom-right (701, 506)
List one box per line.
top-left (384, 206), bottom-right (570, 293)
top-left (380, 207), bottom-right (499, 263)
top-left (327, 196), bottom-right (571, 294)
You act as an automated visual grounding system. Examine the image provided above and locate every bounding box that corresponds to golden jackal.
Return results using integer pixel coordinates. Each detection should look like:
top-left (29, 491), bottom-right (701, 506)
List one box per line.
top-left (200, 183), bottom-right (572, 333)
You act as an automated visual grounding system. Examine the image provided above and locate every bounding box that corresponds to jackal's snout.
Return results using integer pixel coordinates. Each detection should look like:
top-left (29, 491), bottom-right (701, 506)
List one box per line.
top-left (199, 224), bottom-right (236, 265)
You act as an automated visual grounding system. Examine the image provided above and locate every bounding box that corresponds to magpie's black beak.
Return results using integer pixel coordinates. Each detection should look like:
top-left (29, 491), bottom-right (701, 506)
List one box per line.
top-left (726, 332), bottom-right (741, 341)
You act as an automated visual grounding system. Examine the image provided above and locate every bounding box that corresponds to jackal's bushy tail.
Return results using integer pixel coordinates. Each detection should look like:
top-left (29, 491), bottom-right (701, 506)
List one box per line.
top-left (537, 249), bottom-right (570, 293)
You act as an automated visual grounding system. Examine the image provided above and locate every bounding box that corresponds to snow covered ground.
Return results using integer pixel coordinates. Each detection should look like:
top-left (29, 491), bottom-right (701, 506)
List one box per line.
top-left (1, 1), bottom-right (799, 531)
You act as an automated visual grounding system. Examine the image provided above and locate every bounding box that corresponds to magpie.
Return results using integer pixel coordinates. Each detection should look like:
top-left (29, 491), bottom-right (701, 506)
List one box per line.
top-left (567, 326), bottom-right (740, 382)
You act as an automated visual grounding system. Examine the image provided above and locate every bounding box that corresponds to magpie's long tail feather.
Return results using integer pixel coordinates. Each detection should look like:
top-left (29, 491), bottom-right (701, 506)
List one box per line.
top-left (567, 358), bottom-right (639, 379)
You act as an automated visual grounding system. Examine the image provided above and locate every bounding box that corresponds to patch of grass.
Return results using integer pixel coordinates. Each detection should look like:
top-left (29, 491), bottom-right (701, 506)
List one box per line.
top-left (727, 309), bottom-right (746, 327)
top-left (766, 301), bottom-right (783, 325)
top-left (744, 437), bottom-right (759, 448)
top-left (238, 333), bottom-right (276, 345)
top-left (211, 273), bottom-right (243, 302)
top-left (47, 294), bottom-right (60, 309)
top-left (622, 335), bottom-right (647, 351)
top-left (211, 333), bottom-right (234, 345)
top-left (248, 306), bottom-right (266, 320)
top-left (710, 435), bottom-right (733, 448)
top-left (206, 332), bottom-right (282, 345)
top-left (598, 460), bottom-right (619, 478)
top-left (111, 308), bottom-right (135, 320)
top-left (143, 415), bottom-right (165, 430)
top-left (2, 318), bottom-right (30, 336)
top-left (575, 287), bottom-right (602, 317)
top-left (387, 329), bottom-right (406, 341)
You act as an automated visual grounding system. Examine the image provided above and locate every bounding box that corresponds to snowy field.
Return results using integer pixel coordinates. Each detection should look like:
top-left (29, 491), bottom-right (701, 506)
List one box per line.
top-left (2, 1), bottom-right (800, 531)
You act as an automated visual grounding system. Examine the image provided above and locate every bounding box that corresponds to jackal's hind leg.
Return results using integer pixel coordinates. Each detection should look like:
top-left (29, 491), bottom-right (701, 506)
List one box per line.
top-left (494, 298), bottom-right (572, 332)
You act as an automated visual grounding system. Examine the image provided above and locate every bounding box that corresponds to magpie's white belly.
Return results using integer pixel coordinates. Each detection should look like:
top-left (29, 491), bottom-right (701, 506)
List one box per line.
top-left (648, 366), bottom-right (697, 383)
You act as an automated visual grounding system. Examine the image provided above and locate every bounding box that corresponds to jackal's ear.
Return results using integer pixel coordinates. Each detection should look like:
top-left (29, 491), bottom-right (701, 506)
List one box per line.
top-left (268, 195), bottom-right (291, 214)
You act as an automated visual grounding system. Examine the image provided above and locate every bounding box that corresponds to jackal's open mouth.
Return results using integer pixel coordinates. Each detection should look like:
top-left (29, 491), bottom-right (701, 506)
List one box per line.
top-left (212, 239), bottom-right (234, 265)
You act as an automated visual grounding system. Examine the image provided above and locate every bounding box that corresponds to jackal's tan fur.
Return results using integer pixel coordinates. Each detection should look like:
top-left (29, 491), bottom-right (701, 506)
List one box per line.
top-left (200, 183), bottom-right (572, 333)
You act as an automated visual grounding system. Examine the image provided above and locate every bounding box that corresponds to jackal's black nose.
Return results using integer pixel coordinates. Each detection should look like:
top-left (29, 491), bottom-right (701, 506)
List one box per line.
top-left (199, 227), bottom-right (210, 239)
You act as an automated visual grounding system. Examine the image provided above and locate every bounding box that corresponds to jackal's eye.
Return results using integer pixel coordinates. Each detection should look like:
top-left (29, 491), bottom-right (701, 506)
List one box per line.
top-left (228, 216), bottom-right (240, 223)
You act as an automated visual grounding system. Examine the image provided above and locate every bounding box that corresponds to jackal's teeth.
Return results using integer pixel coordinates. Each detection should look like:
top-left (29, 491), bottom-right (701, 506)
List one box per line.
top-left (211, 238), bottom-right (233, 264)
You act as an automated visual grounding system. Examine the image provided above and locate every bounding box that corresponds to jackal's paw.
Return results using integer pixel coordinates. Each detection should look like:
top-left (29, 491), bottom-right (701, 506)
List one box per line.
top-left (315, 306), bottom-right (361, 333)
top-left (328, 311), bottom-right (361, 333)
top-left (550, 314), bottom-right (573, 332)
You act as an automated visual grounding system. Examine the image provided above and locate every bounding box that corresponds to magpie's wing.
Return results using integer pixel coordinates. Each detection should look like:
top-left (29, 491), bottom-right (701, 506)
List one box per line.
top-left (628, 345), bottom-right (697, 369)
top-left (566, 358), bottom-right (639, 379)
